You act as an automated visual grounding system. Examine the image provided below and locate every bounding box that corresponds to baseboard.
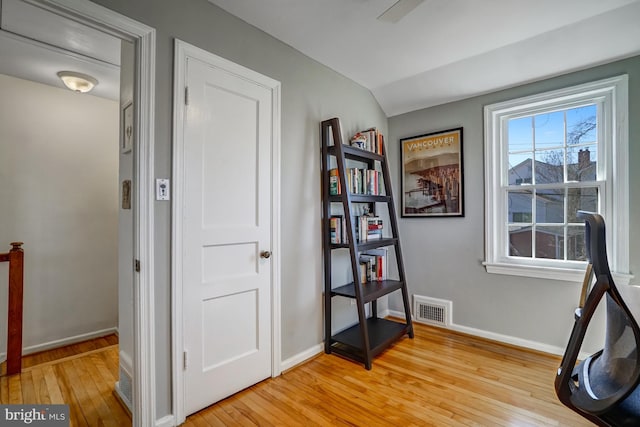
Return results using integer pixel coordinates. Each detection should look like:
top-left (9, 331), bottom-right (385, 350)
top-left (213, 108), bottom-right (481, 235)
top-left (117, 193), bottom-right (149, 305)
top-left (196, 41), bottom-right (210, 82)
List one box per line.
top-left (0, 327), bottom-right (117, 359)
top-left (447, 323), bottom-right (567, 356)
top-left (386, 309), bottom-right (582, 357)
top-left (120, 350), bottom-right (134, 374)
top-left (380, 308), bottom-right (392, 319)
top-left (280, 343), bottom-right (324, 372)
top-left (155, 414), bottom-right (175, 427)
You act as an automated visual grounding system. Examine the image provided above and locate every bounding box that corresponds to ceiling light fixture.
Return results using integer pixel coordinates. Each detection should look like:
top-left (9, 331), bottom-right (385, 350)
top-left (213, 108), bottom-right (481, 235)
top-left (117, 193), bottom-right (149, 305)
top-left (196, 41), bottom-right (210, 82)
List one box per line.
top-left (57, 71), bottom-right (99, 93)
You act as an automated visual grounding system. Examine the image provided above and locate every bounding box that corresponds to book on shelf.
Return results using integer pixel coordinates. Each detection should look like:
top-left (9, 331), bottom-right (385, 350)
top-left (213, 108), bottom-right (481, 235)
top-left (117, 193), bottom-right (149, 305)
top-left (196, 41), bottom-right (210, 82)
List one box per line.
top-left (365, 169), bottom-right (383, 196)
top-left (329, 168), bottom-right (341, 195)
top-left (352, 169), bottom-right (359, 194)
top-left (329, 215), bottom-right (348, 244)
top-left (357, 215), bottom-right (383, 242)
top-left (359, 263), bottom-right (368, 284)
top-left (329, 215), bottom-right (349, 245)
top-left (328, 119), bottom-right (344, 147)
top-left (329, 216), bottom-right (340, 244)
top-left (349, 128), bottom-right (384, 155)
top-left (359, 257), bottom-right (372, 283)
top-left (366, 248), bottom-right (388, 281)
top-left (359, 247), bottom-right (387, 282)
top-left (367, 217), bottom-right (383, 240)
top-left (346, 168), bottom-right (382, 195)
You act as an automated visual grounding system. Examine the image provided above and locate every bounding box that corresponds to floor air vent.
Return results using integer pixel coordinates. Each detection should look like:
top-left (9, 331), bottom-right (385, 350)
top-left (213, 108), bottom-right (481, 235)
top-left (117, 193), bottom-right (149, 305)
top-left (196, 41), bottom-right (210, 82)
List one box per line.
top-left (414, 295), bottom-right (452, 327)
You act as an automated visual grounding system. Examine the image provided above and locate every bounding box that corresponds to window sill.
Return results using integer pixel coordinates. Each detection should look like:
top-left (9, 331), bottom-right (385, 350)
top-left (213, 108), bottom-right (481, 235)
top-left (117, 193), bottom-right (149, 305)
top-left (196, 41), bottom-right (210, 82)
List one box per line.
top-left (483, 262), bottom-right (633, 286)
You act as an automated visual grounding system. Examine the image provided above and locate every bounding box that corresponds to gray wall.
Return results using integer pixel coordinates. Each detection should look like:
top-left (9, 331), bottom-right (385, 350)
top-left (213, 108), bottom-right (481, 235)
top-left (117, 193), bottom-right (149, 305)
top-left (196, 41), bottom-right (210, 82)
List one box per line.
top-left (90, 0), bottom-right (387, 418)
top-left (388, 55), bottom-right (640, 353)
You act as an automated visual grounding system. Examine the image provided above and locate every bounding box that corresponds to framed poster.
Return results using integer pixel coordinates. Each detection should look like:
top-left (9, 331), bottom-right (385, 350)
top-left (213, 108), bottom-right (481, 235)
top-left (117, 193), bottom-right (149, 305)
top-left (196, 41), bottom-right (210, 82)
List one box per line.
top-left (401, 127), bottom-right (464, 217)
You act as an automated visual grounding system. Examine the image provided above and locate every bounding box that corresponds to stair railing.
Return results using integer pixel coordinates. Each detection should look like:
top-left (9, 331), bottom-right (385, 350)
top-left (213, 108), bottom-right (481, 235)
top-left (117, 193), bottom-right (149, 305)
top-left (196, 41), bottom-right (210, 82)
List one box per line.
top-left (1, 242), bottom-right (24, 375)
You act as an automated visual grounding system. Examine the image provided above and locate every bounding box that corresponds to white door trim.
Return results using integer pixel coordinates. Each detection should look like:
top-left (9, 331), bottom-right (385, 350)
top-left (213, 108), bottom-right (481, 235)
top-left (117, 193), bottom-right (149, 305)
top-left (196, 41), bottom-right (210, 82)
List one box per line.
top-left (25, 1), bottom-right (157, 426)
top-left (172, 39), bottom-right (282, 424)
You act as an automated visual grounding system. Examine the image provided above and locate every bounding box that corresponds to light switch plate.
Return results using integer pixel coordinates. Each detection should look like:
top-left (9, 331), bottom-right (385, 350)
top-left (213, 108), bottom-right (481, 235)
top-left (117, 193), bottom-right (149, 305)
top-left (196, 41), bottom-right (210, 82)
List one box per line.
top-left (156, 178), bottom-right (170, 201)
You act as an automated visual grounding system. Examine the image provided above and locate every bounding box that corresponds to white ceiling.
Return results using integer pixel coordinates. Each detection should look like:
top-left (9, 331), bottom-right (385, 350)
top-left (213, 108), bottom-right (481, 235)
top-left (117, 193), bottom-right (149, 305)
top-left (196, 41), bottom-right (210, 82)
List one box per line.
top-left (208, 0), bottom-right (640, 117)
top-left (0, 0), bottom-right (120, 101)
top-left (2, 0), bottom-right (638, 111)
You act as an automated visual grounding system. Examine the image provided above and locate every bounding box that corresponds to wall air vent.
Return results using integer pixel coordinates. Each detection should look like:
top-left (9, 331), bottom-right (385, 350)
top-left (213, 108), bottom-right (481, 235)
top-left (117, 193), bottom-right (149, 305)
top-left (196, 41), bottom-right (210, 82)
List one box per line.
top-left (413, 295), bottom-right (452, 327)
top-left (116, 367), bottom-right (133, 411)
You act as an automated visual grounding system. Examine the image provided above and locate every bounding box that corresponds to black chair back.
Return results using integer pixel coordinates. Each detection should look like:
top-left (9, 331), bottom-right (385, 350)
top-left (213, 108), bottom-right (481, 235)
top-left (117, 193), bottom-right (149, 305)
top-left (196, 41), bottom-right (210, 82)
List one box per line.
top-left (555, 212), bottom-right (640, 426)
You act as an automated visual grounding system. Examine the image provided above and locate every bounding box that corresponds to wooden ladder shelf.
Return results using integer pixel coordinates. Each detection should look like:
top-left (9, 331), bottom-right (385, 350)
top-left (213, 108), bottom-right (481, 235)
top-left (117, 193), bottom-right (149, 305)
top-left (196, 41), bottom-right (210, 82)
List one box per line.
top-left (321, 118), bottom-right (413, 369)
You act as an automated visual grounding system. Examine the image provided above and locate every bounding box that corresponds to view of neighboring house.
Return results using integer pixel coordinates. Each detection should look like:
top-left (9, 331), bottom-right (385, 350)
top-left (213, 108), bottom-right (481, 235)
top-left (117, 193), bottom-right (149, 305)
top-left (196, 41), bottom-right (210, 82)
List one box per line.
top-left (507, 148), bottom-right (597, 260)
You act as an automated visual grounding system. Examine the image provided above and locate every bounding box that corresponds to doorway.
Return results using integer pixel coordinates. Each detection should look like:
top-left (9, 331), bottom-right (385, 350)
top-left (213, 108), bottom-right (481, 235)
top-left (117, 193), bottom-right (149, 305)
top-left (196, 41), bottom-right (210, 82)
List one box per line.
top-left (0, 1), bottom-right (155, 426)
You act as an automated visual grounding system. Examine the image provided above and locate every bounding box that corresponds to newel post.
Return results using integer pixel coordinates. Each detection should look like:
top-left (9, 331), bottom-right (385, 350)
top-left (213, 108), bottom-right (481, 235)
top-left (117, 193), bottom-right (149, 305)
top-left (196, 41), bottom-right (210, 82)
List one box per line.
top-left (7, 242), bottom-right (24, 375)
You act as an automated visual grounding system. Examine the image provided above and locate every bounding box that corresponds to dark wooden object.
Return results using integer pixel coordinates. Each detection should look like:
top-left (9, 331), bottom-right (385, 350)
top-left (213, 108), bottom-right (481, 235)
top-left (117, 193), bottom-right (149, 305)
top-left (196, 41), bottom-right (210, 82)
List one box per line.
top-left (1, 242), bottom-right (24, 376)
top-left (321, 118), bottom-right (413, 370)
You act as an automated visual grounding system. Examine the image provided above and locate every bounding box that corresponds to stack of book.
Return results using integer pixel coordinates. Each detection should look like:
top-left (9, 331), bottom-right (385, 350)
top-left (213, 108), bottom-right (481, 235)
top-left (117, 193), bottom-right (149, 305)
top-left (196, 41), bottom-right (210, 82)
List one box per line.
top-left (357, 216), bottom-right (383, 242)
top-left (349, 128), bottom-right (384, 155)
top-left (328, 168), bottom-right (383, 196)
top-left (329, 215), bottom-right (347, 244)
top-left (359, 248), bottom-right (387, 283)
top-left (329, 169), bottom-right (341, 195)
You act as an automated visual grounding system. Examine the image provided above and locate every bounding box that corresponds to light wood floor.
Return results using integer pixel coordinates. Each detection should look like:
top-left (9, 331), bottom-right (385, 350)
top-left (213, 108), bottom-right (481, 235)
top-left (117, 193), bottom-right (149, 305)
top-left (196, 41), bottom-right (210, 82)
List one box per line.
top-left (1, 324), bottom-right (592, 426)
top-left (185, 323), bottom-right (592, 427)
top-left (0, 334), bottom-right (131, 427)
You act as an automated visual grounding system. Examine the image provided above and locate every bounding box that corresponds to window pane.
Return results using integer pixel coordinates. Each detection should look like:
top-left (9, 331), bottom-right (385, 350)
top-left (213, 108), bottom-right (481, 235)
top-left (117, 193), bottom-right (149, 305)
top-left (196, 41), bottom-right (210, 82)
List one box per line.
top-left (509, 226), bottom-right (531, 257)
top-left (535, 149), bottom-right (564, 184)
top-left (508, 190), bottom-right (532, 223)
top-left (567, 187), bottom-right (599, 222)
top-left (567, 145), bottom-right (597, 182)
top-left (536, 189), bottom-right (564, 223)
top-left (535, 111), bottom-right (564, 149)
top-left (508, 155), bottom-right (532, 185)
top-left (567, 225), bottom-right (587, 261)
top-left (567, 105), bottom-right (597, 145)
top-left (536, 226), bottom-right (564, 259)
top-left (508, 117), bottom-right (532, 152)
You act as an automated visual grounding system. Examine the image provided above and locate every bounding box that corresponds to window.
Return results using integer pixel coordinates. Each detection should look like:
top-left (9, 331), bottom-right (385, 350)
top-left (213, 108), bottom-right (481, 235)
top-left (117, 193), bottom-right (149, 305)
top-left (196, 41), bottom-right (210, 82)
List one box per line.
top-left (484, 76), bottom-right (630, 282)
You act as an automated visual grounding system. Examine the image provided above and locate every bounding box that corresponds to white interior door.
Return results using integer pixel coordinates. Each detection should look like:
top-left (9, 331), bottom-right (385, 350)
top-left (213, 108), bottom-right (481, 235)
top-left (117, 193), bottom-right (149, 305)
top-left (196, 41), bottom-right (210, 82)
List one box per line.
top-left (181, 54), bottom-right (275, 416)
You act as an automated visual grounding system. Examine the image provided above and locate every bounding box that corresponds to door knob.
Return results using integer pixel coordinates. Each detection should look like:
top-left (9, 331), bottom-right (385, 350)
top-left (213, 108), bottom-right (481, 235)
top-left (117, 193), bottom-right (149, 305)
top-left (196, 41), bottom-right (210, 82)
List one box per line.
top-left (260, 251), bottom-right (272, 259)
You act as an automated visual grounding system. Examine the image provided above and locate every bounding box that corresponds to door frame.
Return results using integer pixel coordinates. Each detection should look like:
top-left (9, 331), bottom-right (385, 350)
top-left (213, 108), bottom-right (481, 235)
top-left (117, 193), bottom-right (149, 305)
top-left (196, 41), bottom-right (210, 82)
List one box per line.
top-left (171, 39), bottom-right (282, 424)
top-left (24, 1), bottom-right (157, 426)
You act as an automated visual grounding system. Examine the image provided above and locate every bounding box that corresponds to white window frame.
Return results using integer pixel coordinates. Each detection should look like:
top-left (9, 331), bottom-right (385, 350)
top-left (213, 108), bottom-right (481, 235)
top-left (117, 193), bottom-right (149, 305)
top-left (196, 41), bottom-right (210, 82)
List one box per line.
top-left (484, 75), bottom-right (631, 284)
